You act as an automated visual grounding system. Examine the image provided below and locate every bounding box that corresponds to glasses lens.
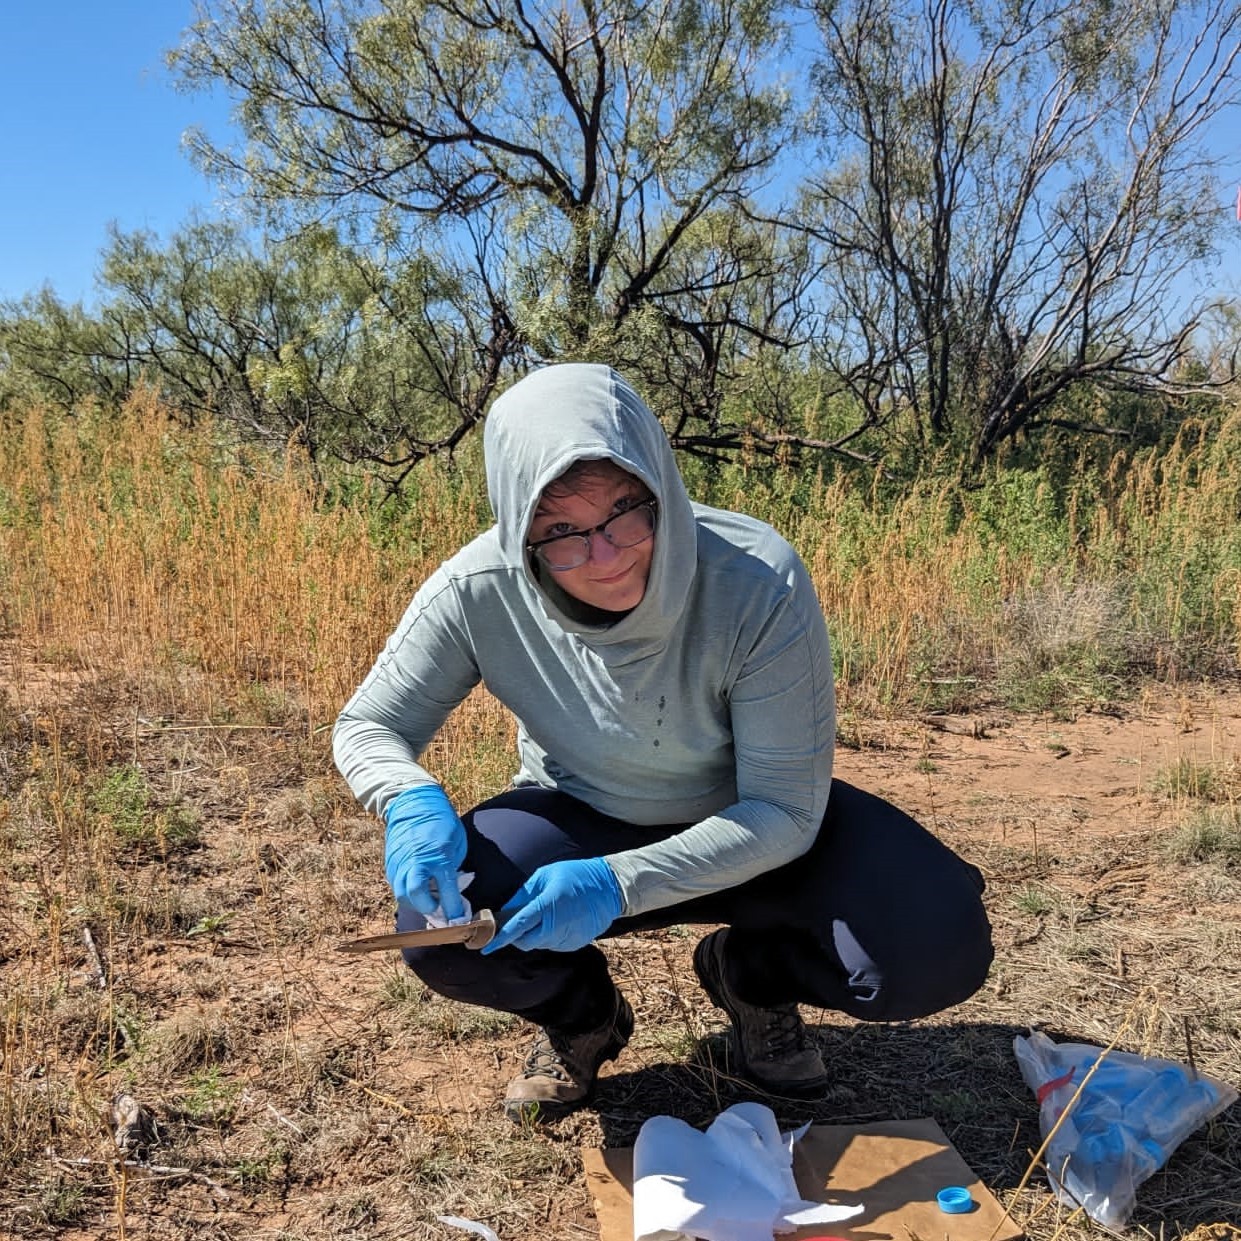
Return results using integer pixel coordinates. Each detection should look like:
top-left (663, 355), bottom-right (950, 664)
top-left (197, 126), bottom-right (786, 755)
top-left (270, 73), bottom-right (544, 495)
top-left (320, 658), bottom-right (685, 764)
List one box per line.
top-left (532, 502), bottom-right (656, 571)
top-left (603, 503), bottom-right (656, 548)
top-left (536, 534), bottom-right (590, 570)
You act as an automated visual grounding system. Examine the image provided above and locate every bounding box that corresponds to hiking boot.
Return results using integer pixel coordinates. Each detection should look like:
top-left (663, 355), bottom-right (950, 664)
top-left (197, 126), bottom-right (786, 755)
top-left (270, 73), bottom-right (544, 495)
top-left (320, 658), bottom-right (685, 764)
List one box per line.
top-left (693, 928), bottom-right (829, 1097)
top-left (503, 987), bottom-right (634, 1122)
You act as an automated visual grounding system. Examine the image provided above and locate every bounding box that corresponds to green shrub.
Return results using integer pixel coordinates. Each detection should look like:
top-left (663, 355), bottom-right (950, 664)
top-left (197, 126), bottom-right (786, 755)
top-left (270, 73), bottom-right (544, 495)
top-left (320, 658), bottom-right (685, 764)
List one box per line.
top-left (89, 764), bottom-right (200, 854)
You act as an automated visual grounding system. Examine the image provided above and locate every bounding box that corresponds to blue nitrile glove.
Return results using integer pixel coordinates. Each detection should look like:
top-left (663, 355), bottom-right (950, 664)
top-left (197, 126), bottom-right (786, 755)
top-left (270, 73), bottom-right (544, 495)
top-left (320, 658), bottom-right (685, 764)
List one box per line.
top-left (481, 857), bottom-right (623, 954)
top-left (383, 785), bottom-right (468, 920)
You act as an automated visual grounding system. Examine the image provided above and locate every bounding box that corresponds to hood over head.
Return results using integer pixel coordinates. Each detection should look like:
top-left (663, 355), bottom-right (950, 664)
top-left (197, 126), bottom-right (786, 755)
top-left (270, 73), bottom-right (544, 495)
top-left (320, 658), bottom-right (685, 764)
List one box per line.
top-left (483, 363), bottom-right (697, 649)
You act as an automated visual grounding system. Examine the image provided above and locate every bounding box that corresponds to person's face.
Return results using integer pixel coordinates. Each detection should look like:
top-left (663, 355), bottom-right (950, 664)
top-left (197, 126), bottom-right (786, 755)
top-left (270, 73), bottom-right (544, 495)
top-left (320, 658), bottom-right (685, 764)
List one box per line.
top-left (527, 470), bottom-right (655, 612)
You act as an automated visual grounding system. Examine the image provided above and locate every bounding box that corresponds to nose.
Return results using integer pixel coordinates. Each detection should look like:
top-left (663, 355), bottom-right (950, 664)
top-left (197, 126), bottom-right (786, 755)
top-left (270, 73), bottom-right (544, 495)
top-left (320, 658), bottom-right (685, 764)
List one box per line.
top-left (586, 528), bottom-right (622, 564)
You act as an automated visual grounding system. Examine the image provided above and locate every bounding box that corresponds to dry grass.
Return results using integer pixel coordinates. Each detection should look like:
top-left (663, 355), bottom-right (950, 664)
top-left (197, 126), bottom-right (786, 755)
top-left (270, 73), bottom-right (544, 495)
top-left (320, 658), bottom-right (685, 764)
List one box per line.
top-left (5, 671), bottom-right (1240, 1239)
top-left (2, 396), bottom-right (1240, 1238)
top-left (0, 394), bottom-right (467, 738)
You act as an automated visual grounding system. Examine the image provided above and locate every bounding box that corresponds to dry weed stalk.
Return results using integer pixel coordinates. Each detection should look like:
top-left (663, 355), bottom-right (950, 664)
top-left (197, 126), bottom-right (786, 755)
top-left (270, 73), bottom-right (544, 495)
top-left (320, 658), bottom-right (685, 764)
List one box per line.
top-left (992, 991), bottom-right (1156, 1241)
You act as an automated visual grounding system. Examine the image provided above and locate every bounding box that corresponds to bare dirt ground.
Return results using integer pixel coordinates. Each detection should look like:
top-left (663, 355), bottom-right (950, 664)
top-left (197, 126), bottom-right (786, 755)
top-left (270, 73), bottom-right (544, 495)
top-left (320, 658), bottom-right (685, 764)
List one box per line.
top-left (3, 665), bottom-right (1240, 1240)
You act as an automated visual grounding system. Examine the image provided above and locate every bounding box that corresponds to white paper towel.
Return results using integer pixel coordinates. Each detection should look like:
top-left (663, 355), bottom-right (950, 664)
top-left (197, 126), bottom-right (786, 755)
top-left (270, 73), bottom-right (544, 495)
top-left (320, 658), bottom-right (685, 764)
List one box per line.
top-left (632, 1101), bottom-right (863, 1241)
top-left (424, 872), bottom-right (476, 927)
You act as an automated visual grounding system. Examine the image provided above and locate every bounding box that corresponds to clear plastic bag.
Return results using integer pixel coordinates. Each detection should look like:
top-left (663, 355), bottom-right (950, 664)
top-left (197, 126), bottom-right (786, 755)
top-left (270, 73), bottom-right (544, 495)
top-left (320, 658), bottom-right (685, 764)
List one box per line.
top-left (1014, 1030), bottom-right (1238, 1227)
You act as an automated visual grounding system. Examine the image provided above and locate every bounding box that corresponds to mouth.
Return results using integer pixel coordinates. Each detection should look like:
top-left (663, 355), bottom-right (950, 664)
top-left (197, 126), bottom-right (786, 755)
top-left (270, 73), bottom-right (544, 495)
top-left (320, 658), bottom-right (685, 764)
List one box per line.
top-left (591, 565), bottom-right (635, 585)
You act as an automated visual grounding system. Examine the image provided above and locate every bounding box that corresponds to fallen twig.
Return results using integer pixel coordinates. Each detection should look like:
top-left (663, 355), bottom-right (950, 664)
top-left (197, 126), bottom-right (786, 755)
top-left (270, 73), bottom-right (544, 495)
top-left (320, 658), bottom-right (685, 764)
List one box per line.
top-left (50, 1155), bottom-right (231, 1199)
top-left (917, 714), bottom-right (1003, 739)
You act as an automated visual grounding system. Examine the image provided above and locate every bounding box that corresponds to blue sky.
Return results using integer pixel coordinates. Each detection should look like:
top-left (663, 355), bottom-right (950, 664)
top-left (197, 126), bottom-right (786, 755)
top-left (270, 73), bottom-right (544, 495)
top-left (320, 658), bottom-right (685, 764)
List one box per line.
top-left (1, 3), bottom-right (1238, 317)
top-left (0, 3), bottom-right (232, 307)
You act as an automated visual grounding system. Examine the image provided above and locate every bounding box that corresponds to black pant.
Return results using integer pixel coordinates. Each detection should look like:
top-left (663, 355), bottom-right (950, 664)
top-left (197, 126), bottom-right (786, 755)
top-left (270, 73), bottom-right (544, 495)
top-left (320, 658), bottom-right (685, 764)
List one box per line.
top-left (398, 780), bottom-right (993, 1032)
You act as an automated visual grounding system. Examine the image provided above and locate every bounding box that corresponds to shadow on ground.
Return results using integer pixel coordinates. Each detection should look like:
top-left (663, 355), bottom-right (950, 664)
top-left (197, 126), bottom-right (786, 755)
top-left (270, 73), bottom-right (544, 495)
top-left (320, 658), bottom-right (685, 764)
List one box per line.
top-left (585, 1018), bottom-right (1241, 1233)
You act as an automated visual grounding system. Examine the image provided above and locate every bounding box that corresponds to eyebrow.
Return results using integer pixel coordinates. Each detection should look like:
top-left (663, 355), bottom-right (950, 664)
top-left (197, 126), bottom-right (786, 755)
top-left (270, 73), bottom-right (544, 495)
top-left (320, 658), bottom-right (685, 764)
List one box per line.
top-left (532, 482), bottom-right (639, 521)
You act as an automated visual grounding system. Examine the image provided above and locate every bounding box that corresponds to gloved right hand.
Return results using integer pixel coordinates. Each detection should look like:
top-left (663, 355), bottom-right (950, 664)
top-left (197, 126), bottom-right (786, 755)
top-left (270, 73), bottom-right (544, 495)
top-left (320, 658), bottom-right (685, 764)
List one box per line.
top-left (383, 785), bottom-right (468, 920)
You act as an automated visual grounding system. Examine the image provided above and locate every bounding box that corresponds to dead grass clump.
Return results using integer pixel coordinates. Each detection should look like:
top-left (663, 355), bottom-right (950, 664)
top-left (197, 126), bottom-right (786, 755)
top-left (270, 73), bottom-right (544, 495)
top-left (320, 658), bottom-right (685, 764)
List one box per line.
top-left (379, 968), bottom-right (519, 1042)
top-left (336, 814), bottom-right (381, 845)
top-left (1003, 578), bottom-right (1126, 657)
top-left (263, 828), bottom-right (387, 939)
top-left (239, 979), bottom-right (305, 1032)
top-left (177, 955), bottom-right (233, 1002)
top-left (1153, 755), bottom-right (1241, 803)
top-left (996, 577), bottom-right (1130, 710)
top-left (40, 988), bottom-right (114, 1062)
top-left (1183, 868), bottom-right (1241, 907)
top-left (321, 1189), bottom-right (380, 1231)
top-left (5, 970), bottom-right (140, 1071)
top-left (293, 1100), bottom-right (390, 1170)
top-left (276, 1033), bottom-right (380, 1106)
top-left (271, 812), bottom-right (381, 881)
top-left (148, 1006), bottom-right (236, 1076)
top-left (1163, 808), bottom-right (1241, 868)
top-left (275, 1107), bottom-right (580, 1237)
top-left (399, 1120), bottom-right (581, 1228)
top-left (119, 880), bottom-right (221, 938)
top-left (8, 1172), bottom-right (92, 1232)
top-left (1180, 1225), bottom-right (1241, 1241)
top-left (308, 867), bottom-right (389, 934)
top-left (265, 779), bottom-right (341, 833)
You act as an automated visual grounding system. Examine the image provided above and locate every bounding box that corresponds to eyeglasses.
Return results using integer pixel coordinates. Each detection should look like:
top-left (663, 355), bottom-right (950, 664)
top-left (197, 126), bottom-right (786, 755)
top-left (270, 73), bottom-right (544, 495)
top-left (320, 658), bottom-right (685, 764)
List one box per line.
top-left (527, 498), bottom-right (658, 571)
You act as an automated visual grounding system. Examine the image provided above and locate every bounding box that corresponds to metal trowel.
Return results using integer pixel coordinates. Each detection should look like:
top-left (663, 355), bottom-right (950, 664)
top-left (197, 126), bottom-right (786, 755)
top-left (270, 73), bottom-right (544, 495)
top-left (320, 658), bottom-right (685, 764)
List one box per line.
top-left (336, 908), bottom-right (498, 954)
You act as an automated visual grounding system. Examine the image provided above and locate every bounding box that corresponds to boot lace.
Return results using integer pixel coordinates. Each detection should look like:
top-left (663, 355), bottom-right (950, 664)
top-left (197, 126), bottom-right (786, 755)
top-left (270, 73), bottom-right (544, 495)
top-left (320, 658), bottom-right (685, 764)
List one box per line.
top-left (519, 1031), bottom-right (574, 1082)
top-left (747, 1004), bottom-right (807, 1061)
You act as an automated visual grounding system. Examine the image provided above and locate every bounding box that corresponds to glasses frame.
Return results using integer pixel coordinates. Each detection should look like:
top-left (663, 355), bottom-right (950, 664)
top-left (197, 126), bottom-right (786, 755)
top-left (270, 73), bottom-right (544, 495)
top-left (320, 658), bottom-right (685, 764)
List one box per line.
top-left (526, 498), bottom-right (659, 571)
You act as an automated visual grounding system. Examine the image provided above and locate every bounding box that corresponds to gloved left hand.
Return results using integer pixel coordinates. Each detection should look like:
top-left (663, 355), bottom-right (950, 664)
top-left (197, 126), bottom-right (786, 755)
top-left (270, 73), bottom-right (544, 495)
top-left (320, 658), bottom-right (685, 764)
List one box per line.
top-left (481, 857), bottom-right (623, 954)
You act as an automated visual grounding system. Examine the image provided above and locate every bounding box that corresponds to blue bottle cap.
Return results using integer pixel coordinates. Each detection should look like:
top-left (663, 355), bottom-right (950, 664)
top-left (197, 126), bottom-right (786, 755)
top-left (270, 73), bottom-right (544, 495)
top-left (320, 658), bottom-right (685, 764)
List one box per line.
top-left (937, 1186), bottom-right (974, 1214)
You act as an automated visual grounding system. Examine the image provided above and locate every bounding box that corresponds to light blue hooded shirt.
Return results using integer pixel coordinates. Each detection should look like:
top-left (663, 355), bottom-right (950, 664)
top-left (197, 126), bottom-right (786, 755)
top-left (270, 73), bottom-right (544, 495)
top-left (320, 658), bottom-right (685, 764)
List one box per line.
top-left (332, 363), bottom-right (835, 916)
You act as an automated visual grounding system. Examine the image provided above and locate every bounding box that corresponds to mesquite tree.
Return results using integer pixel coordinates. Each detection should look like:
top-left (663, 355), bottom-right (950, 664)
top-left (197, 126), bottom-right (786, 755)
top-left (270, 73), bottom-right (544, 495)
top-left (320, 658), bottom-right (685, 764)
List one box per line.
top-left (171, 0), bottom-right (826, 462)
top-left (800, 0), bottom-right (1241, 462)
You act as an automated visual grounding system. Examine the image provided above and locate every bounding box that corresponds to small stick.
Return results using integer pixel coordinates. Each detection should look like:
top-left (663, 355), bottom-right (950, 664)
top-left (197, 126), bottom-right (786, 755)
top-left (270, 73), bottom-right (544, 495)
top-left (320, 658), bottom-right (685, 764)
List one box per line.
top-left (134, 722), bottom-right (289, 733)
top-left (988, 999), bottom-right (1146, 1241)
top-left (82, 925), bottom-right (108, 990)
top-left (53, 1156), bottom-right (230, 1199)
top-left (265, 1102), bottom-right (306, 1136)
top-left (116, 1154), bottom-right (128, 1241)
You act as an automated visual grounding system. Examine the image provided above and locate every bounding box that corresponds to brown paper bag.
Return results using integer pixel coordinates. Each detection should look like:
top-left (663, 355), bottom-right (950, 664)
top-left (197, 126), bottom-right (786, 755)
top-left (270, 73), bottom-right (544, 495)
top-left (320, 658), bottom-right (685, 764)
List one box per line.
top-left (583, 1116), bottom-right (1023, 1241)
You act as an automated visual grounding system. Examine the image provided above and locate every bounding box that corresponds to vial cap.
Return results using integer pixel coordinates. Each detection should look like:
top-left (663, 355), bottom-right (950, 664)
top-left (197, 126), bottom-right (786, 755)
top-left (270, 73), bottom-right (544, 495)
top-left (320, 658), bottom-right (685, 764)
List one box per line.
top-left (937, 1186), bottom-right (974, 1214)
